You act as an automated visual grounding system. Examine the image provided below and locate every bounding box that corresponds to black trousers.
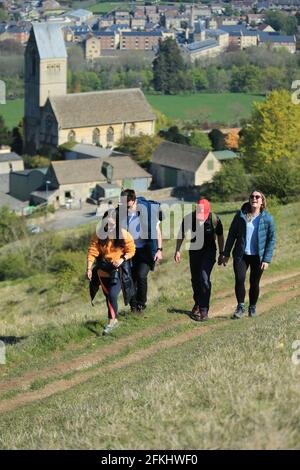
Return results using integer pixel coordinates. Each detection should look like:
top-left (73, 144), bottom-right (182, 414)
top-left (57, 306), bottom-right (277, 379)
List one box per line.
top-left (189, 249), bottom-right (216, 312)
top-left (233, 255), bottom-right (263, 306)
top-left (130, 248), bottom-right (151, 308)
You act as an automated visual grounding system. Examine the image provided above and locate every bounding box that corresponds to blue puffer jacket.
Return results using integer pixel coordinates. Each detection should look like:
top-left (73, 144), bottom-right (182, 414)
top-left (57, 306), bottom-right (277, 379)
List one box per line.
top-left (224, 210), bottom-right (276, 263)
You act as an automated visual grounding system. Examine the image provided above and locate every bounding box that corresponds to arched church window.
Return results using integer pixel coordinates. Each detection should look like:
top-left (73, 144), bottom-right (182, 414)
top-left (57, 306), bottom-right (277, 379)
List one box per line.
top-left (93, 128), bottom-right (100, 145)
top-left (107, 127), bottom-right (114, 145)
top-left (68, 130), bottom-right (76, 142)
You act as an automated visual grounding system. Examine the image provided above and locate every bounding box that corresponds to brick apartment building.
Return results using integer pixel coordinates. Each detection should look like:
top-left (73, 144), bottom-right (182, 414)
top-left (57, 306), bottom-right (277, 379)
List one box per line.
top-left (120, 31), bottom-right (161, 50)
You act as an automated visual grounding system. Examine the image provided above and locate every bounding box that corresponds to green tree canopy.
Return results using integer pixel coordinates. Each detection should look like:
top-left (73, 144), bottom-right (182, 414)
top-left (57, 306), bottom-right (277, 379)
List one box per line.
top-left (240, 90), bottom-right (300, 172)
top-left (152, 38), bottom-right (187, 94)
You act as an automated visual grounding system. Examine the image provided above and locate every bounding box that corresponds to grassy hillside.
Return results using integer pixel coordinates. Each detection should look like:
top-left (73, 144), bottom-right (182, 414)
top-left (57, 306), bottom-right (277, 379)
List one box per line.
top-left (0, 200), bottom-right (299, 449)
top-left (0, 99), bottom-right (23, 130)
top-left (146, 93), bottom-right (265, 124)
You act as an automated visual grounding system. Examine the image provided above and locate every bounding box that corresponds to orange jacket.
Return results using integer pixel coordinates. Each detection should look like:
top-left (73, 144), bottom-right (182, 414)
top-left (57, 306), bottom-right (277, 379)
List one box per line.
top-left (87, 229), bottom-right (135, 277)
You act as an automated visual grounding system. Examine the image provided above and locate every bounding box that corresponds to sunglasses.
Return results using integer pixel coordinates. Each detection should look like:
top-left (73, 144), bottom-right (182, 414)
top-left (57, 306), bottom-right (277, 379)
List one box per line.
top-left (250, 195), bottom-right (261, 200)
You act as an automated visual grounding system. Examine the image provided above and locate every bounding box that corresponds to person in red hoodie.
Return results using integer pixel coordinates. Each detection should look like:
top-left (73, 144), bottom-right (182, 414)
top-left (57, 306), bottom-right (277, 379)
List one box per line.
top-left (174, 198), bottom-right (224, 321)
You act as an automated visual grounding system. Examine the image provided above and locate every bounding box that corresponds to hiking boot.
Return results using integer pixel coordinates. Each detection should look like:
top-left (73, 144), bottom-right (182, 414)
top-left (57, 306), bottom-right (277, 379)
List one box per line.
top-left (103, 319), bottom-right (119, 335)
top-left (248, 305), bottom-right (256, 317)
top-left (190, 304), bottom-right (201, 321)
top-left (231, 303), bottom-right (245, 320)
top-left (191, 304), bottom-right (200, 315)
top-left (200, 309), bottom-right (209, 321)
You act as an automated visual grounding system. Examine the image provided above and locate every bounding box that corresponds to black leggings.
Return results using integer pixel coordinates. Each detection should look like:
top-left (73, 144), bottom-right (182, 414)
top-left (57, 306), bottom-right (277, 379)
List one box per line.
top-left (233, 255), bottom-right (263, 306)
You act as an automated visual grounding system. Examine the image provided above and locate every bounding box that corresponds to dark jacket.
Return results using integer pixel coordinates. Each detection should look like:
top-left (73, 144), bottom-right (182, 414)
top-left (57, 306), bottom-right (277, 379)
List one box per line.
top-left (89, 259), bottom-right (135, 306)
top-left (224, 209), bottom-right (276, 263)
top-left (118, 196), bottom-right (162, 270)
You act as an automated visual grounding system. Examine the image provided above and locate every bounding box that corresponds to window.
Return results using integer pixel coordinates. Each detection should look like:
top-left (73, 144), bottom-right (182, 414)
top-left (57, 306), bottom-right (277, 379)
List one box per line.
top-left (93, 128), bottom-right (100, 145)
top-left (68, 130), bottom-right (76, 142)
top-left (207, 160), bottom-right (214, 171)
top-left (107, 127), bottom-right (114, 145)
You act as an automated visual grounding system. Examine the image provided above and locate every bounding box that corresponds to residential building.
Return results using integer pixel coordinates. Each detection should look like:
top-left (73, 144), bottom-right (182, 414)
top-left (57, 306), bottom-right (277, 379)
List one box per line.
top-left (151, 141), bottom-right (221, 188)
top-left (120, 31), bottom-right (161, 50)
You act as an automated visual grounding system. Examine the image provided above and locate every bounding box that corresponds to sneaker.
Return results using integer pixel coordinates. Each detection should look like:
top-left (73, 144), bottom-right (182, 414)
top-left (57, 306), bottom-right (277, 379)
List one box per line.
top-left (231, 303), bottom-right (245, 320)
top-left (103, 319), bottom-right (119, 335)
top-left (191, 304), bottom-right (200, 314)
top-left (137, 304), bottom-right (146, 312)
top-left (248, 305), bottom-right (256, 317)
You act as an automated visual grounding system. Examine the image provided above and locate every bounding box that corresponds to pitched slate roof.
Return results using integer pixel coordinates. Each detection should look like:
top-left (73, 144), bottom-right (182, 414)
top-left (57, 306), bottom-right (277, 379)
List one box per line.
top-left (0, 152), bottom-right (23, 163)
top-left (32, 22), bottom-right (67, 60)
top-left (50, 157), bottom-right (151, 185)
top-left (152, 141), bottom-right (210, 172)
top-left (49, 88), bottom-right (156, 129)
top-left (259, 32), bottom-right (296, 43)
top-left (185, 38), bottom-right (218, 53)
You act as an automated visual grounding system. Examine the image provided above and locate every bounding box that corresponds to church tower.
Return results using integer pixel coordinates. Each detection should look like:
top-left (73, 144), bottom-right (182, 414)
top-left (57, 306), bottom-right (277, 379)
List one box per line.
top-left (24, 23), bottom-right (67, 155)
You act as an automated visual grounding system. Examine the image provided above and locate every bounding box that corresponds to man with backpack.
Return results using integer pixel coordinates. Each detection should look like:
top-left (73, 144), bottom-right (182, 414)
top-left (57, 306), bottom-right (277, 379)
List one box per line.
top-left (119, 189), bottom-right (163, 313)
top-left (174, 198), bottom-right (224, 321)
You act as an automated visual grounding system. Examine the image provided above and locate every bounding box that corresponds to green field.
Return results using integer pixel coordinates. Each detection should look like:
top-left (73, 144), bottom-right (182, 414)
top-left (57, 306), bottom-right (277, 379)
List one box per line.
top-left (0, 201), bottom-right (299, 449)
top-left (88, 1), bottom-right (131, 14)
top-left (0, 99), bottom-right (23, 130)
top-left (0, 93), bottom-right (264, 130)
top-left (147, 93), bottom-right (265, 124)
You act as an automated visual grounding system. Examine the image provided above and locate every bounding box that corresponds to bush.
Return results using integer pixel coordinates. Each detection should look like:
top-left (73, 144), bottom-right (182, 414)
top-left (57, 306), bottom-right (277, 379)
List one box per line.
top-left (0, 252), bottom-right (36, 281)
top-left (255, 158), bottom-right (300, 203)
top-left (206, 159), bottom-right (252, 201)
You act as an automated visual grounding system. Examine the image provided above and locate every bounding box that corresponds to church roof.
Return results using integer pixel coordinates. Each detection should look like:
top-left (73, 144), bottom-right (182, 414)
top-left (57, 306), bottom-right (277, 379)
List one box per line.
top-left (48, 88), bottom-right (155, 129)
top-left (32, 22), bottom-right (67, 60)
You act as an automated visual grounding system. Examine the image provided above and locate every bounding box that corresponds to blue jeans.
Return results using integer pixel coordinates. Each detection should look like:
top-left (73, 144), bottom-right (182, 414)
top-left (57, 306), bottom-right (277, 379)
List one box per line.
top-left (99, 276), bottom-right (122, 320)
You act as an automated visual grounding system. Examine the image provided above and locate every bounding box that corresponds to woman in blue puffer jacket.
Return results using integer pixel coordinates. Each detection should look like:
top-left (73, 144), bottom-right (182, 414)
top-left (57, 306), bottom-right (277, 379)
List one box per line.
top-left (222, 190), bottom-right (276, 319)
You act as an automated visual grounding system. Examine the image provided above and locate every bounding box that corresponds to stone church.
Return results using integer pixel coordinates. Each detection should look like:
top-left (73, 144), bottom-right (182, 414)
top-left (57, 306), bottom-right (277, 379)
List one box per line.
top-left (24, 23), bottom-right (156, 155)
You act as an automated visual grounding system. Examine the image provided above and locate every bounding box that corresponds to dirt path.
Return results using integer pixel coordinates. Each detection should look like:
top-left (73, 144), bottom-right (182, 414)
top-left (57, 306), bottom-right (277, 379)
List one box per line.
top-left (1, 271), bottom-right (299, 395)
top-left (0, 275), bottom-right (299, 415)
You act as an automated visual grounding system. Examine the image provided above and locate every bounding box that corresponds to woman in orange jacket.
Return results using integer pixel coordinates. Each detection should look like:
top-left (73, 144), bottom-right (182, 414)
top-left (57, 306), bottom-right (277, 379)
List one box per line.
top-left (86, 209), bottom-right (135, 335)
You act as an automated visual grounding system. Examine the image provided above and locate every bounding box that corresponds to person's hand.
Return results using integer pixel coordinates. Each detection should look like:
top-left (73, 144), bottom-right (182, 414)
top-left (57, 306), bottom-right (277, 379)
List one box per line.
top-left (154, 250), bottom-right (163, 262)
top-left (261, 262), bottom-right (269, 271)
top-left (217, 254), bottom-right (224, 266)
top-left (174, 251), bottom-right (181, 263)
top-left (86, 268), bottom-right (93, 281)
top-left (112, 258), bottom-right (124, 268)
top-left (222, 256), bottom-right (230, 266)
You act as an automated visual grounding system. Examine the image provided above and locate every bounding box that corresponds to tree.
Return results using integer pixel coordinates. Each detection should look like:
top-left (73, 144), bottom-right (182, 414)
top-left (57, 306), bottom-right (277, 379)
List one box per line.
top-left (188, 130), bottom-right (212, 151)
top-left (230, 65), bottom-right (264, 93)
top-left (152, 38), bottom-right (187, 94)
top-left (190, 68), bottom-right (208, 91)
top-left (116, 135), bottom-right (162, 168)
top-left (206, 160), bottom-right (251, 201)
top-left (240, 90), bottom-right (300, 172)
top-left (256, 157), bottom-right (300, 203)
top-left (224, 129), bottom-right (240, 150)
top-left (208, 129), bottom-right (226, 151)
